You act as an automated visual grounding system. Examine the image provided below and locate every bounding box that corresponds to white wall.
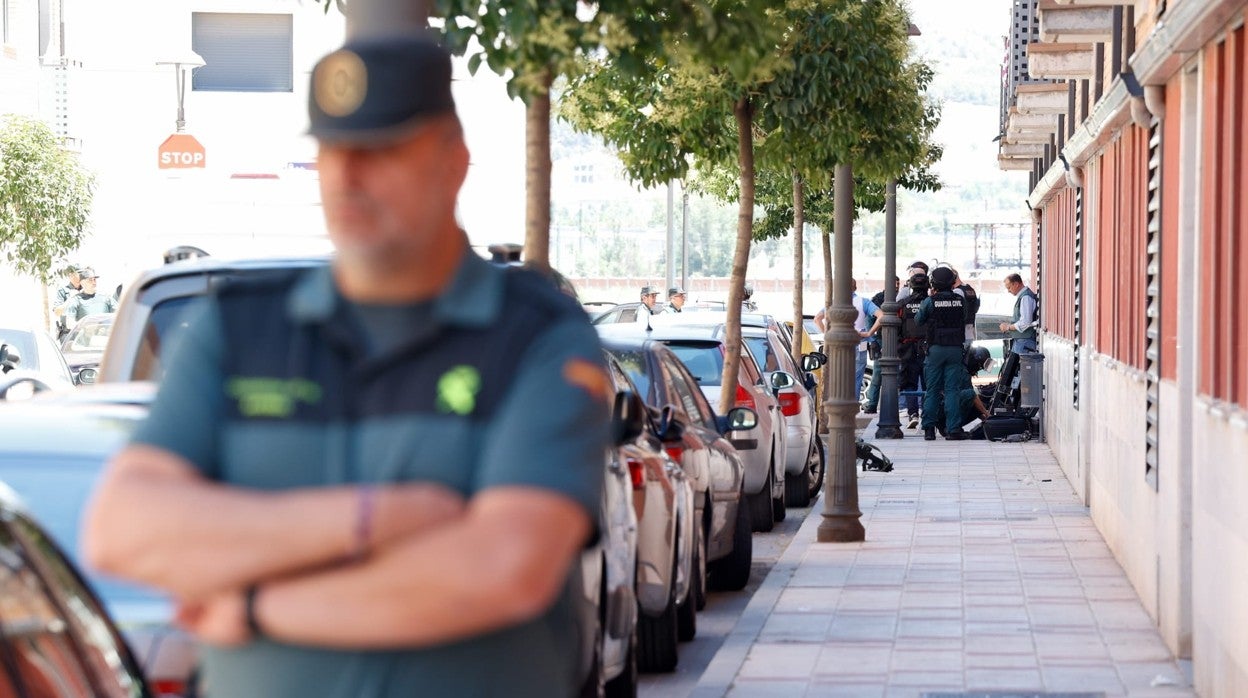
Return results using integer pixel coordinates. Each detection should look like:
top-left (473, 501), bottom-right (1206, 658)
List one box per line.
top-left (1191, 402), bottom-right (1248, 697)
top-left (1039, 334), bottom-right (1085, 499)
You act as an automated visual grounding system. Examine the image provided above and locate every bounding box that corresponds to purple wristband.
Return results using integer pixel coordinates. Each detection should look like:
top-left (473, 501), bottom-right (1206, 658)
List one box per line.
top-left (353, 485), bottom-right (377, 560)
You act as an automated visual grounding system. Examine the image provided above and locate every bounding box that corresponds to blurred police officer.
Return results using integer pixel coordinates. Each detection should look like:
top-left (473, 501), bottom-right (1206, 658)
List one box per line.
top-left (640, 285), bottom-right (663, 314)
top-left (52, 265), bottom-right (83, 340)
top-left (917, 266), bottom-right (970, 441)
top-left (897, 271), bottom-right (930, 426)
top-left (742, 282), bottom-right (758, 311)
top-left (61, 268), bottom-right (118, 330)
top-left (85, 35), bottom-right (609, 698)
top-left (666, 286), bottom-right (686, 313)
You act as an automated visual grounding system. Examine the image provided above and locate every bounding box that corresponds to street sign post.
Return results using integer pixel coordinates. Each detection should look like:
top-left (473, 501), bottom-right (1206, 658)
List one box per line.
top-left (158, 133), bottom-right (206, 169)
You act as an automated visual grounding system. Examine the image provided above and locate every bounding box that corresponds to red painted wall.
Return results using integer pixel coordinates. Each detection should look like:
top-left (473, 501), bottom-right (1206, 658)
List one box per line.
top-left (1160, 77), bottom-right (1181, 382)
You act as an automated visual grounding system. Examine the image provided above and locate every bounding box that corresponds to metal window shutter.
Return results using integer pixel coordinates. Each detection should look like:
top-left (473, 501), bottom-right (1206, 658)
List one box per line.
top-left (191, 13), bottom-right (292, 93)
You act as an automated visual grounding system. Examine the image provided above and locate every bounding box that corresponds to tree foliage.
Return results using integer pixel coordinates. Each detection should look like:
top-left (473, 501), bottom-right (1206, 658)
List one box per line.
top-left (0, 116), bottom-right (95, 282)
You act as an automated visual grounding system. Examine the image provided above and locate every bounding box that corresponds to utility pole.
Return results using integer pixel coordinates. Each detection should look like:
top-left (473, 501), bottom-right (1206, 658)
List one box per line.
top-left (666, 180), bottom-right (676, 291)
top-left (681, 189), bottom-right (690, 292)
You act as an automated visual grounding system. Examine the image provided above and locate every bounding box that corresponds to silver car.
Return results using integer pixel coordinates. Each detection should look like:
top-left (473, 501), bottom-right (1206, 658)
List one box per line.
top-left (600, 323), bottom-right (789, 533)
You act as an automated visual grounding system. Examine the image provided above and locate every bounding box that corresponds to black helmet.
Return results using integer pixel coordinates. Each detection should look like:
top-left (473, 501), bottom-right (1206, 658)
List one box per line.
top-left (965, 345), bottom-right (992, 374)
top-left (930, 266), bottom-right (956, 291)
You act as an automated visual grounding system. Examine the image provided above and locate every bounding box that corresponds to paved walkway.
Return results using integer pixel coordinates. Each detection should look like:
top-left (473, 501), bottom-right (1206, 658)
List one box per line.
top-left (691, 429), bottom-right (1196, 697)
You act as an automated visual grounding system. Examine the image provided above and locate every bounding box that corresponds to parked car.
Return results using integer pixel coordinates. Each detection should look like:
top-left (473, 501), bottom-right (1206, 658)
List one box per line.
top-left (0, 480), bottom-right (154, 697)
top-left (601, 338), bottom-right (755, 592)
top-left (0, 326), bottom-right (75, 398)
top-left (598, 323), bottom-right (788, 533)
top-left (0, 386), bottom-right (194, 696)
top-left (60, 313), bottom-right (114, 385)
top-left (605, 362), bottom-right (695, 674)
top-left (739, 325), bottom-right (826, 507)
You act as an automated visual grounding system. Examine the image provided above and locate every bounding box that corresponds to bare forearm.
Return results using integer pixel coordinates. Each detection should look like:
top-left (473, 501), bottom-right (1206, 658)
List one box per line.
top-left (85, 445), bottom-right (463, 599)
top-left (254, 492), bottom-right (589, 649)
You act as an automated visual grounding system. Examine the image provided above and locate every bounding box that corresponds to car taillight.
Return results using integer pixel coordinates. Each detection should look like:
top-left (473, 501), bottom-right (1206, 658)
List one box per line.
top-left (626, 457), bottom-right (645, 490)
top-left (665, 446), bottom-right (684, 464)
top-left (735, 384), bottom-right (756, 410)
top-left (778, 391), bottom-right (802, 416)
top-left (151, 679), bottom-right (186, 697)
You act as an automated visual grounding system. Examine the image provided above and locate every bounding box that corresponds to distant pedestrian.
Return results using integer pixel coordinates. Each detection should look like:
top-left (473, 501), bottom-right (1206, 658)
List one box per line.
top-left (862, 276), bottom-right (900, 414)
top-left (742, 282), bottom-right (758, 312)
top-left (666, 286), bottom-right (686, 313)
top-left (61, 268), bottom-right (117, 330)
top-left (1000, 273), bottom-right (1038, 355)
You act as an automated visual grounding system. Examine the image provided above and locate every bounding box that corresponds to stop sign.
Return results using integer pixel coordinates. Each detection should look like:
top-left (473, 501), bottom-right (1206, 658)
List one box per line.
top-left (158, 133), bottom-right (206, 169)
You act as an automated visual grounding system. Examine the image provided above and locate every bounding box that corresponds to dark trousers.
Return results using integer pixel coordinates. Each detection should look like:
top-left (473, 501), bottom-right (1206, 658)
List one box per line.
top-left (921, 345), bottom-right (970, 433)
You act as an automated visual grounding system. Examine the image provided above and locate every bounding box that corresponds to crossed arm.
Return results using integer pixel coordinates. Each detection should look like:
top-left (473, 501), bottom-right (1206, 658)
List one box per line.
top-left (84, 445), bottom-right (591, 649)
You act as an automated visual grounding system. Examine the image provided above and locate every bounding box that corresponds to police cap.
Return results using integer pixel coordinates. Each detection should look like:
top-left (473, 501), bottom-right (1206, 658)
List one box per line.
top-left (640, 285), bottom-right (659, 296)
top-left (930, 266), bottom-right (956, 290)
top-left (667, 286), bottom-right (685, 297)
top-left (78, 267), bottom-right (98, 279)
top-left (308, 35), bottom-right (456, 146)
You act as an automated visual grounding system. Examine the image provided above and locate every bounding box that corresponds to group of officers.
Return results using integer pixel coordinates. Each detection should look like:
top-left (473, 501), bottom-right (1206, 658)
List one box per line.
top-left (51, 264), bottom-right (119, 341)
top-left (863, 262), bottom-right (1039, 441)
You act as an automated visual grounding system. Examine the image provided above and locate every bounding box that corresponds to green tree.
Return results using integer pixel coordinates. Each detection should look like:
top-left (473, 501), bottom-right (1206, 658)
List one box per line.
top-left (434, 0), bottom-right (778, 275)
top-left (0, 115), bottom-right (95, 283)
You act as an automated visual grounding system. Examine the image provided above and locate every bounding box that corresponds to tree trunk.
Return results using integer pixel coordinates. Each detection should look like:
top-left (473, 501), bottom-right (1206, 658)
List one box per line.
top-left (524, 67), bottom-right (554, 273)
top-left (717, 95), bottom-right (755, 416)
top-left (792, 171), bottom-right (805, 368)
top-left (822, 216), bottom-right (833, 311)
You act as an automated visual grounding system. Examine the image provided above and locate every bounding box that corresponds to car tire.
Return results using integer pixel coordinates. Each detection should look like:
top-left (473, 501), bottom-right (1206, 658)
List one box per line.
top-left (807, 436), bottom-right (826, 502)
top-left (603, 631), bottom-right (638, 698)
top-left (772, 468), bottom-right (787, 522)
top-left (748, 469), bottom-right (775, 533)
top-left (637, 558), bottom-right (679, 673)
top-left (784, 445), bottom-right (812, 508)
top-left (677, 525), bottom-right (702, 641)
top-left (708, 494), bottom-right (752, 592)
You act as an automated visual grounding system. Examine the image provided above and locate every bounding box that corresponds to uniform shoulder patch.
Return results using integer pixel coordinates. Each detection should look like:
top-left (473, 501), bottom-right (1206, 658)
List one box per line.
top-left (563, 358), bottom-right (612, 404)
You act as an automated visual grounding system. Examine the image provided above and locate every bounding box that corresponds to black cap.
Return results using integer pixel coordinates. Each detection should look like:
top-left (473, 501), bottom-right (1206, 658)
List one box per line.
top-left (930, 266), bottom-right (955, 290)
top-left (308, 35), bottom-right (455, 146)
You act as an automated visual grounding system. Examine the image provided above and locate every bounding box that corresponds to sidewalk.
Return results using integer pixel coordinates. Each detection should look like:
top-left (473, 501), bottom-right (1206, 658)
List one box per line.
top-left (691, 426), bottom-right (1196, 697)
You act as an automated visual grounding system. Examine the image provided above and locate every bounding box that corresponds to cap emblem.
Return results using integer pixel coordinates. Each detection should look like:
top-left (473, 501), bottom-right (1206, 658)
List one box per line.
top-left (314, 50), bottom-right (368, 117)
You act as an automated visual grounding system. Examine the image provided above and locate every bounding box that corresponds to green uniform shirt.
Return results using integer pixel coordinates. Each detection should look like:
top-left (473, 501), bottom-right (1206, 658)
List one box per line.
top-left (132, 252), bottom-right (609, 698)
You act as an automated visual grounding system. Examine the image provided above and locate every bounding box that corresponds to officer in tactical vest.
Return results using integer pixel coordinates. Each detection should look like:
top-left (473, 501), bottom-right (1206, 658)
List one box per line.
top-left (917, 266), bottom-right (971, 440)
top-left (999, 272), bottom-right (1038, 354)
top-left (898, 272), bottom-right (929, 426)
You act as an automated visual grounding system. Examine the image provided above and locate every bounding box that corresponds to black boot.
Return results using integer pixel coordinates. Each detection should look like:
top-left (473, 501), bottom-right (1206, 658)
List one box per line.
top-left (923, 426), bottom-right (936, 441)
top-left (946, 429), bottom-right (969, 441)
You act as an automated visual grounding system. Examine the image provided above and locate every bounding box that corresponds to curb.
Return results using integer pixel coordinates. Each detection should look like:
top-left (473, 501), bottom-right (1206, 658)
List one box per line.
top-left (689, 490), bottom-right (826, 697)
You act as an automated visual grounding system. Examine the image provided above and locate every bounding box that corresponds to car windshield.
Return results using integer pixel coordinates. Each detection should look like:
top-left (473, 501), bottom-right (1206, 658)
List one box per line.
top-left (662, 342), bottom-right (724, 386)
top-left (65, 317), bottom-right (113, 352)
top-left (0, 454), bottom-right (168, 611)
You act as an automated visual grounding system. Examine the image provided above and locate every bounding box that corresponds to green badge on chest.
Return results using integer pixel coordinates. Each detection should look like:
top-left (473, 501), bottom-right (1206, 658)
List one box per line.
top-left (436, 365), bottom-right (481, 416)
top-left (227, 378), bottom-right (323, 418)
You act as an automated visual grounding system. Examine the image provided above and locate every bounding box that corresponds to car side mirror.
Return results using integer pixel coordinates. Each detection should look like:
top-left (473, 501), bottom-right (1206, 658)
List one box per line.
top-left (722, 407), bottom-right (758, 432)
top-left (0, 344), bottom-right (20, 373)
top-left (801, 352), bottom-right (827, 371)
top-left (611, 390), bottom-right (648, 446)
top-left (769, 371), bottom-right (795, 392)
top-left (655, 404), bottom-right (684, 441)
top-left (803, 372), bottom-right (817, 392)
top-left (77, 367), bottom-right (98, 385)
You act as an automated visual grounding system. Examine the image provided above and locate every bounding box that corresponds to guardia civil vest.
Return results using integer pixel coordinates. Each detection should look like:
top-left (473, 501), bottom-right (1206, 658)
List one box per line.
top-left (926, 290), bottom-right (966, 347)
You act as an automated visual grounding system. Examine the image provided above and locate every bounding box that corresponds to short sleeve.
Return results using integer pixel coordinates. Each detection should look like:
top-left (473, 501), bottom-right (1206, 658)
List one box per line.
top-left (474, 318), bottom-right (609, 523)
top-left (128, 299), bottom-right (227, 478)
